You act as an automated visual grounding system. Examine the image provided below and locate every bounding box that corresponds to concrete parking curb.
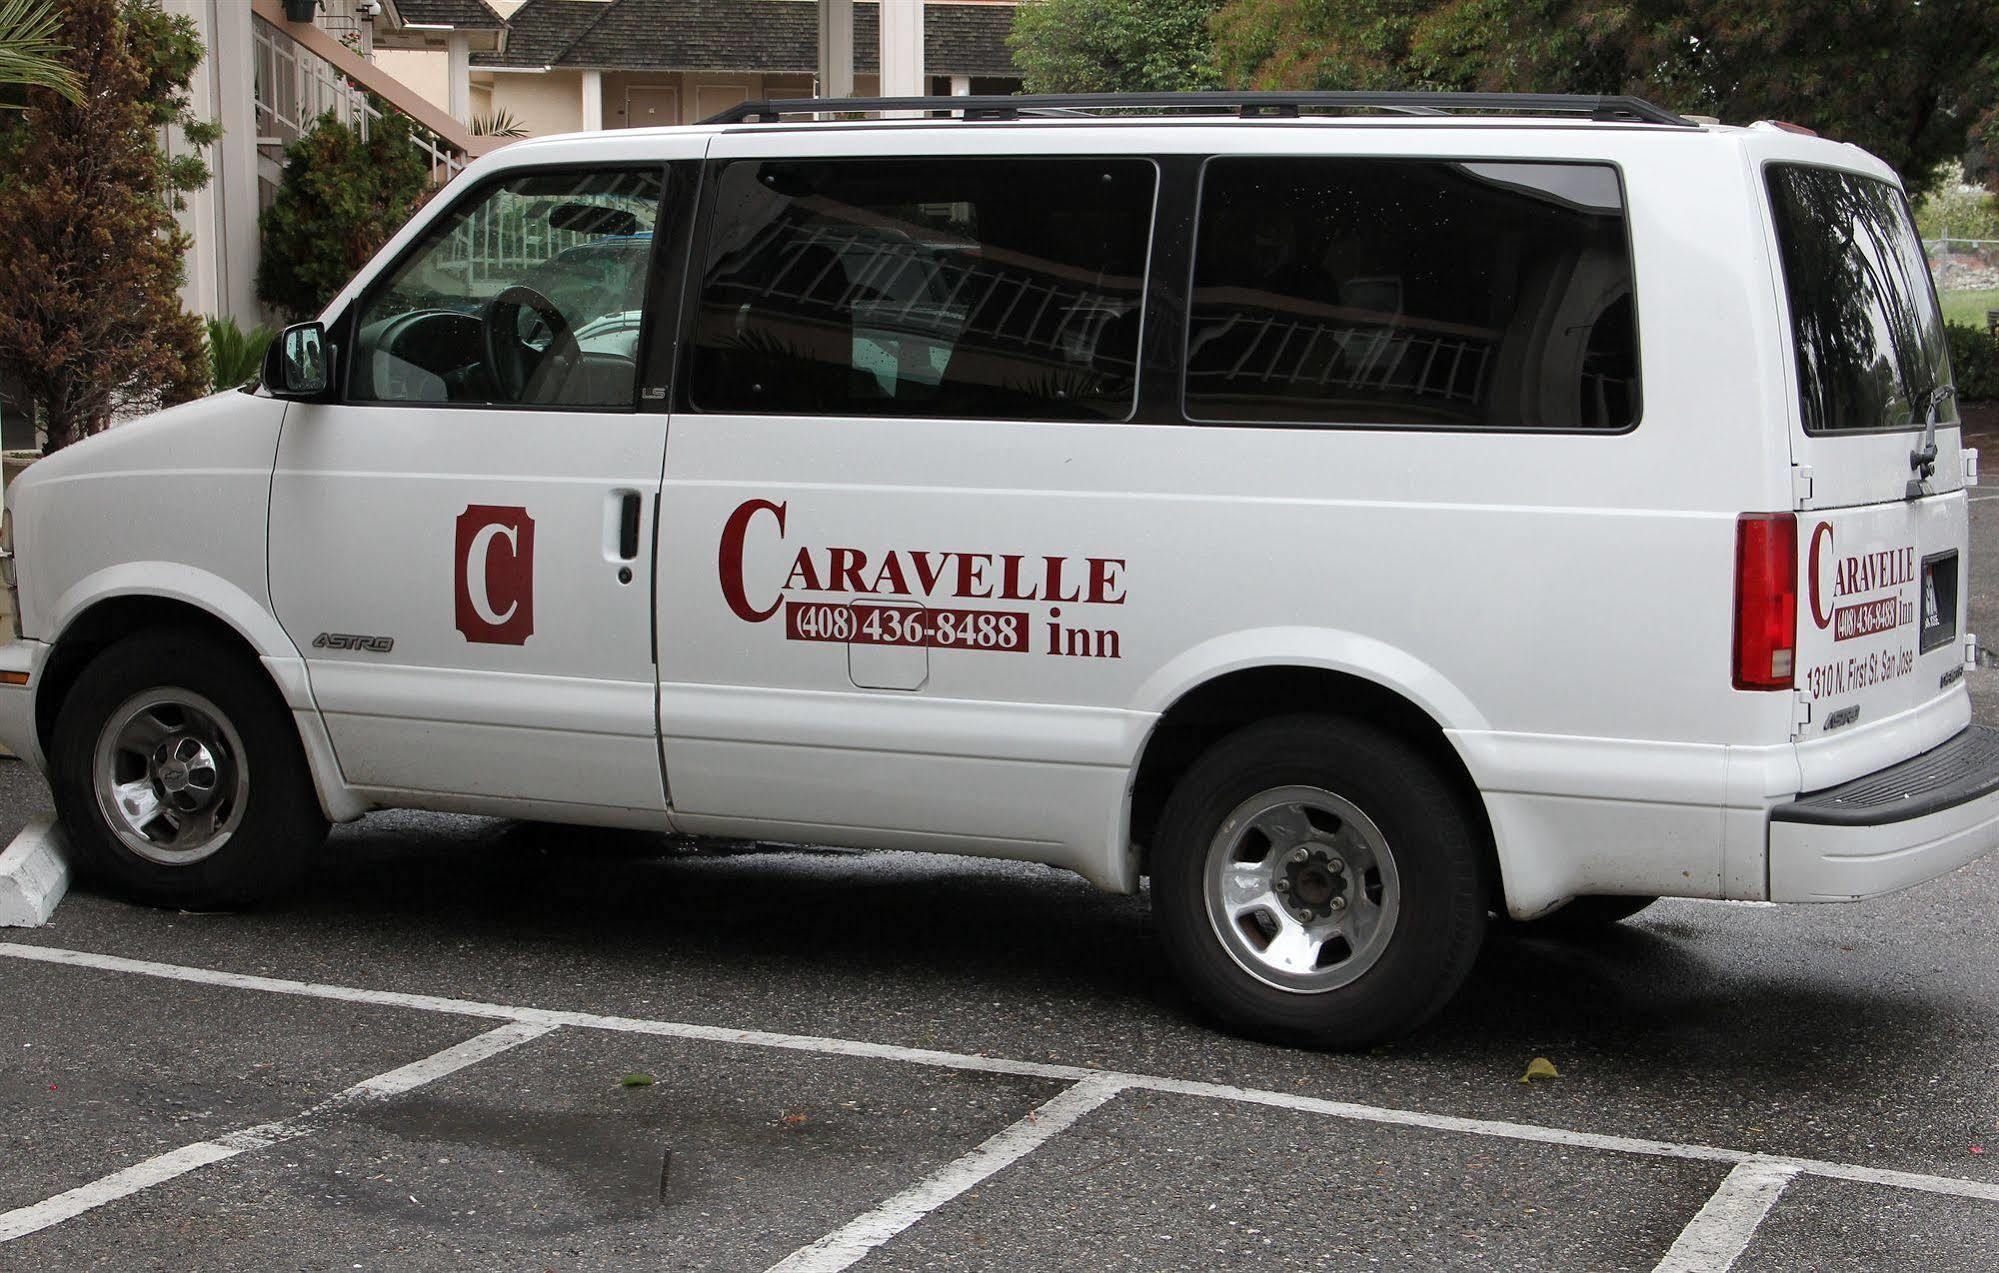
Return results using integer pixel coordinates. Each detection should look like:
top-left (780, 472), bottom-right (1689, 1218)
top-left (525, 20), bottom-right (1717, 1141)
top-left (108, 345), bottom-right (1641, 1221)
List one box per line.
top-left (0, 815), bottom-right (68, 927)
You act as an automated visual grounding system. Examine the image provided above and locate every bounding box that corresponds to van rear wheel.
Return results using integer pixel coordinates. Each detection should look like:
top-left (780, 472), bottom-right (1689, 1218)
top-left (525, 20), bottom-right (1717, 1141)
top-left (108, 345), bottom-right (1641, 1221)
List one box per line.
top-left (1151, 716), bottom-right (1487, 1048)
top-left (50, 629), bottom-right (327, 908)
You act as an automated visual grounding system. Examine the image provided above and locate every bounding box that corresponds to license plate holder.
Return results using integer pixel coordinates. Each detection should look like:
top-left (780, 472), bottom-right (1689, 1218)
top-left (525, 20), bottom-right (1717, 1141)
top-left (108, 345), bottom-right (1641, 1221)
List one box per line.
top-left (1921, 550), bottom-right (1959, 654)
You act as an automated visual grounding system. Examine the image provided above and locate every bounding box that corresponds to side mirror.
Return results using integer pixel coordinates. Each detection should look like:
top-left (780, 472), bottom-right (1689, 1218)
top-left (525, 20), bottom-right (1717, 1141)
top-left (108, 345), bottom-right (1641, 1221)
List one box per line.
top-left (265, 322), bottom-right (331, 399)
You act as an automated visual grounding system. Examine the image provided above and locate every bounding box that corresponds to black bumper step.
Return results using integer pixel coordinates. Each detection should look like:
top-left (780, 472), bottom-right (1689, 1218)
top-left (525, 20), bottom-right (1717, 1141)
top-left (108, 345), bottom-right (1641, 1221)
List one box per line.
top-left (1775, 725), bottom-right (1999, 827)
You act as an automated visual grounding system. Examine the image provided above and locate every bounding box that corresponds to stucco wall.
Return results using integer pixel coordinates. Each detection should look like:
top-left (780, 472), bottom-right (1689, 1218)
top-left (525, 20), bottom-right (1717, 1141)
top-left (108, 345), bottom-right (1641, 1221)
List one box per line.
top-left (483, 70), bottom-right (587, 136)
top-left (374, 49), bottom-right (451, 114)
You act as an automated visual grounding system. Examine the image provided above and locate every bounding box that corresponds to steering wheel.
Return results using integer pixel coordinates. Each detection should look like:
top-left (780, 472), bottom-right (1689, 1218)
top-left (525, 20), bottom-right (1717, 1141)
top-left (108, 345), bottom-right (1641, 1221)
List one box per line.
top-left (481, 284), bottom-right (580, 402)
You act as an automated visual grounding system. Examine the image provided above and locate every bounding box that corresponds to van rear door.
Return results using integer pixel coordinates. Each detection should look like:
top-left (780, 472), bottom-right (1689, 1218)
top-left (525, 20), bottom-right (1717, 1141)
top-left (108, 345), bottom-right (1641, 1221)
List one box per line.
top-left (1767, 162), bottom-right (1968, 774)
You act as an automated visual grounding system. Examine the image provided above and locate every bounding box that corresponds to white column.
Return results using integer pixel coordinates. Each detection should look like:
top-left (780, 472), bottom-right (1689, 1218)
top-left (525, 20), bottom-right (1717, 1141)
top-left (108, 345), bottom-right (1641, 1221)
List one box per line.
top-left (879, 0), bottom-right (923, 99)
top-left (210, 0), bottom-right (261, 322)
top-left (446, 32), bottom-right (471, 124)
top-left (818, 0), bottom-right (854, 99)
top-left (163, 0), bottom-right (218, 319)
top-left (950, 75), bottom-right (970, 96)
top-left (581, 69), bottom-right (604, 131)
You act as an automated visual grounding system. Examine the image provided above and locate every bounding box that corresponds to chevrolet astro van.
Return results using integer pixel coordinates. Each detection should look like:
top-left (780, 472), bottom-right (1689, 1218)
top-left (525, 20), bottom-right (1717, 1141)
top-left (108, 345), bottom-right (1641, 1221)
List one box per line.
top-left (2, 92), bottom-right (1992, 1046)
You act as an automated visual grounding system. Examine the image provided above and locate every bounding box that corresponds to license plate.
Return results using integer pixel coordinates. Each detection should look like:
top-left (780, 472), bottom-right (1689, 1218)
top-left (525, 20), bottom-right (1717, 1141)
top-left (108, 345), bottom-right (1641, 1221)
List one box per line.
top-left (1921, 551), bottom-right (1959, 654)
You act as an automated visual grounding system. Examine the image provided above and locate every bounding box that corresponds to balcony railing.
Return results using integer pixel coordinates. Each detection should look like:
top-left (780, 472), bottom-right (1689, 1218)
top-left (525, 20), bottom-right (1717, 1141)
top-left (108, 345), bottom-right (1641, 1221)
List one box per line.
top-left (252, 16), bottom-right (469, 190)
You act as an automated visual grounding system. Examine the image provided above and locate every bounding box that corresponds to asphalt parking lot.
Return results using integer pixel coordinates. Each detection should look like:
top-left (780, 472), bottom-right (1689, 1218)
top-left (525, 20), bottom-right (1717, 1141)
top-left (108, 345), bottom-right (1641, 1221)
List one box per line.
top-left (5, 476), bottom-right (1999, 1270)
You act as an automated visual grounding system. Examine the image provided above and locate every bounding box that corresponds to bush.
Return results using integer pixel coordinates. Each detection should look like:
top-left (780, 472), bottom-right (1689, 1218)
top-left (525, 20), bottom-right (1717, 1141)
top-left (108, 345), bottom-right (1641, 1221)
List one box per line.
top-left (1946, 322), bottom-right (1999, 403)
top-left (204, 316), bottom-right (273, 391)
top-left (256, 104), bottom-right (432, 323)
top-left (1010, 0), bottom-right (1222, 93)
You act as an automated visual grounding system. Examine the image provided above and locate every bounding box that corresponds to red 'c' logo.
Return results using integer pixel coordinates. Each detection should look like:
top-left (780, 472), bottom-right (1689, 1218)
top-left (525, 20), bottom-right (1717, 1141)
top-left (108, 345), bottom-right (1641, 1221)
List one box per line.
top-left (455, 505), bottom-right (534, 645)
top-left (1807, 521), bottom-right (1834, 631)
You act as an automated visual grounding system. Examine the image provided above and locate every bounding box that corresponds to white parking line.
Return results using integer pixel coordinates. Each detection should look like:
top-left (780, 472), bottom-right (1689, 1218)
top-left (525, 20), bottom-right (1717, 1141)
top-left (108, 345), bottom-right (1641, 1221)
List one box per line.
top-left (0, 1019), bottom-right (552, 1244)
top-left (3, 940), bottom-right (1998, 1235)
top-left (768, 1075), bottom-right (1128, 1272)
top-left (1654, 1159), bottom-right (1801, 1272)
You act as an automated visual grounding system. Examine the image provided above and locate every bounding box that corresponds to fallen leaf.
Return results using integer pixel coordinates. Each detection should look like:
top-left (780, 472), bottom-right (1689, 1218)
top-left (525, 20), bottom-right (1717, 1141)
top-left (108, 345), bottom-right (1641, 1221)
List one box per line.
top-left (781, 1112), bottom-right (808, 1126)
top-left (1519, 1057), bottom-right (1560, 1084)
top-left (620, 1072), bottom-right (655, 1088)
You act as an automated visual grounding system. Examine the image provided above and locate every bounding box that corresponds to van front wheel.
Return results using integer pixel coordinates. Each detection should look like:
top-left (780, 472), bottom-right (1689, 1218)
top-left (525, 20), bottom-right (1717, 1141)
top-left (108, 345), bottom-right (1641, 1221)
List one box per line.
top-left (50, 630), bottom-right (327, 909)
top-left (1151, 716), bottom-right (1486, 1048)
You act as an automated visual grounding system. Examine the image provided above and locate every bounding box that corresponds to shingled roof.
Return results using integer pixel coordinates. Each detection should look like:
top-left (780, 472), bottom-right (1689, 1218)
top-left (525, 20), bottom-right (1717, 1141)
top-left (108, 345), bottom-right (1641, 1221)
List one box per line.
top-left (476, 0), bottom-right (1019, 76)
top-left (390, 0), bottom-right (507, 29)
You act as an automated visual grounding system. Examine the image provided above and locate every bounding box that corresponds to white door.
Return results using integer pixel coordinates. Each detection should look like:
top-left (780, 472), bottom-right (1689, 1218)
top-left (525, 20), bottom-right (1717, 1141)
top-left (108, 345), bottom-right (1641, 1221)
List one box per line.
top-left (625, 86), bottom-right (679, 128)
top-left (1764, 162), bottom-right (1971, 773)
top-left (654, 144), bottom-right (1159, 870)
top-left (694, 83), bottom-right (749, 124)
top-left (270, 164), bottom-right (680, 823)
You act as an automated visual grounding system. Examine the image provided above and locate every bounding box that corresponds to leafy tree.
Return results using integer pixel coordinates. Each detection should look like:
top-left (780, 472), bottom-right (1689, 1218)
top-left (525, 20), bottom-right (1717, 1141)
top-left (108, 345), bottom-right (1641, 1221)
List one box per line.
top-left (1010, 0), bottom-right (1223, 93)
top-left (1210, 1), bottom-right (1999, 190)
top-left (0, 0), bottom-right (83, 106)
top-left (0, 0), bottom-right (211, 453)
top-left (257, 104), bottom-right (433, 322)
top-left (1914, 163), bottom-right (1999, 243)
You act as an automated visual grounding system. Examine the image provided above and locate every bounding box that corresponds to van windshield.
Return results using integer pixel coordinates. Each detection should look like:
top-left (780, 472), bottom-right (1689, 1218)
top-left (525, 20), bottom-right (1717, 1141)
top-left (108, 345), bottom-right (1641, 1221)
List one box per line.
top-left (1766, 164), bottom-right (1953, 434)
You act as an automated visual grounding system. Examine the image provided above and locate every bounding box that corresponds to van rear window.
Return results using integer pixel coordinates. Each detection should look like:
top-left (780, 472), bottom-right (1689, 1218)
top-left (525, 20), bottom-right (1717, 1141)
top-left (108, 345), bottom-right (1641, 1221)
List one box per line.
top-left (1184, 158), bottom-right (1639, 431)
top-left (688, 158), bottom-right (1155, 422)
top-left (1766, 164), bottom-right (1952, 434)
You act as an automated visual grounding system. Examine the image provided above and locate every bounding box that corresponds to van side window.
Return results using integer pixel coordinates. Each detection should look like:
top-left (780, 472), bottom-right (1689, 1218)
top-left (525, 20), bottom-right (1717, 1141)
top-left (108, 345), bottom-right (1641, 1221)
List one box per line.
top-left (347, 168), bottom-right (664, 409)
top-left (687, 158), bottom-right (1156, 421)
top-left (1185, 159), bottom-right (1639, 431)
top-left (1765, 164), bottom-right (1952, 434)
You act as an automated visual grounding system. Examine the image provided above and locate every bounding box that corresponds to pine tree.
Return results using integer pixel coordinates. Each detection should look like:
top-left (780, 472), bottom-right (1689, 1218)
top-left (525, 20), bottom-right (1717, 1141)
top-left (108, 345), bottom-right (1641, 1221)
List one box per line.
top-left (0, 0), bottom-right (212, 452)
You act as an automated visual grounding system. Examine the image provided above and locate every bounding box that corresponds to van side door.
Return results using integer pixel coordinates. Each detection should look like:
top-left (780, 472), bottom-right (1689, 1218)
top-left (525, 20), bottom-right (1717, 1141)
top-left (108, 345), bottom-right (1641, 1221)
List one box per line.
top-left (651, 140), bottom-right (1160, 869)
top-left (268, 155), bottom-right (698, 822)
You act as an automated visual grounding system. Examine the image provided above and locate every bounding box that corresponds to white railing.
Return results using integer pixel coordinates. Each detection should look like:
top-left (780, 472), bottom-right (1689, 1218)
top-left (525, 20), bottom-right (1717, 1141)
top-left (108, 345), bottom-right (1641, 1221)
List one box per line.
top-left (252, 17), bottom-right (466, 187)
top-left (433, 193), bottom-right (655, 298)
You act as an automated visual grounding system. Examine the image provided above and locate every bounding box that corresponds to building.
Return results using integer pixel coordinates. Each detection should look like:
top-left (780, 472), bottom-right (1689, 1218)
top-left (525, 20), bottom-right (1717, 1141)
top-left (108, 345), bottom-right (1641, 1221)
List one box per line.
top-left (469, 0), bottom-right (1020, 136)
top-left (164, 0), bottom-right (1021, 328)
top-left (166, 0), bottom-right (503, 325)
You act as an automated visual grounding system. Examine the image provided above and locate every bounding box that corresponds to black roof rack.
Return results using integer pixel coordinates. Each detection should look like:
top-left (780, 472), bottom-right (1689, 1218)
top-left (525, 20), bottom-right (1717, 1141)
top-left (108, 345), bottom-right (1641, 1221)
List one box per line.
top-left (706, 91), bottom-right (1697, 128)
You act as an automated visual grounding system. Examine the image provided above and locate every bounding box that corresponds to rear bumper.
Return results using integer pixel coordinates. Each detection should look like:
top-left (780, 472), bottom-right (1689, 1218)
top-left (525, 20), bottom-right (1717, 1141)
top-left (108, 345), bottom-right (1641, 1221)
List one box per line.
top-left (1770, 725), bottom-right (1999, 902)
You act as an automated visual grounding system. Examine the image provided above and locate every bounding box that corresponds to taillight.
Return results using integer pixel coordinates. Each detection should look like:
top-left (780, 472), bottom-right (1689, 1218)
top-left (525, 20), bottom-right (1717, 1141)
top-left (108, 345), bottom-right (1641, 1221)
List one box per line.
top-left (1734, 512), bottom-right (1797, 691)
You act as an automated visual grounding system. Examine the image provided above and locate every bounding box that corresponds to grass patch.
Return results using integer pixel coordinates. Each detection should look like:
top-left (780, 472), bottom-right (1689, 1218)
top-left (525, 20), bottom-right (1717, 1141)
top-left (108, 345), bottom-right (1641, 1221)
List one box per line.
top-left (1939, 288), bottom-right (1999, 328)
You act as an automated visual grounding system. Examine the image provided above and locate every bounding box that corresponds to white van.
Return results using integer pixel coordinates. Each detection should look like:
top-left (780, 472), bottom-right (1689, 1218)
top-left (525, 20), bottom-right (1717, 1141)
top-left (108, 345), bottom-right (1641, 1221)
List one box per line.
top-left (2, 92), bottom-right (1991, 1046)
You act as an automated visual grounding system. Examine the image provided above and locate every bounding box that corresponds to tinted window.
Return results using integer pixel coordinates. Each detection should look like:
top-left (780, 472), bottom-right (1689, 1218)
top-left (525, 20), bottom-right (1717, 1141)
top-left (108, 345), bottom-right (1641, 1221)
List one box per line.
top-left (1186, 159), bottom-right (1639, 430)
top-left (689, 158), bottom-right (1155, 421)
top-left (1766, 164), bottom-right (1953, 433)
top-left (349, 168), bottom-right (662, 408)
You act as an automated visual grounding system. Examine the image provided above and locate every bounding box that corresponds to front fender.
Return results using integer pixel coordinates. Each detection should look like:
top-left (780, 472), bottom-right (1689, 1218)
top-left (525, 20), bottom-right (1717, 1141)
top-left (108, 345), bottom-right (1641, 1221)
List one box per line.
top-left (48, 563), bottom-right (308, 707)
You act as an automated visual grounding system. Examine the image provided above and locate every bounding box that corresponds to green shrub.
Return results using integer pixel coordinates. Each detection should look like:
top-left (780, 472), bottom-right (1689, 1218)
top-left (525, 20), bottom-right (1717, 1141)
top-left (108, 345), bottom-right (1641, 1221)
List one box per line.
top-left (256, 104), bottom-right (432, 322)
top-left (1946, 321), bottom-right (1999, 403)
top-left (204, 316), bottom-right (273, 390)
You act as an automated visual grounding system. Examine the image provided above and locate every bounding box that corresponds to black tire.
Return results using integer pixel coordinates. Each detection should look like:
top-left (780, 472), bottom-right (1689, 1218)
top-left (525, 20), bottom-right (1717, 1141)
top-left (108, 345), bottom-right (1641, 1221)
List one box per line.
top-left (1151, 715), bottom-right (1487, 1049)
top-left (50, 628), bottom-right (328, 908)
top-left (1512, 895), bottom-right (1658, 932)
